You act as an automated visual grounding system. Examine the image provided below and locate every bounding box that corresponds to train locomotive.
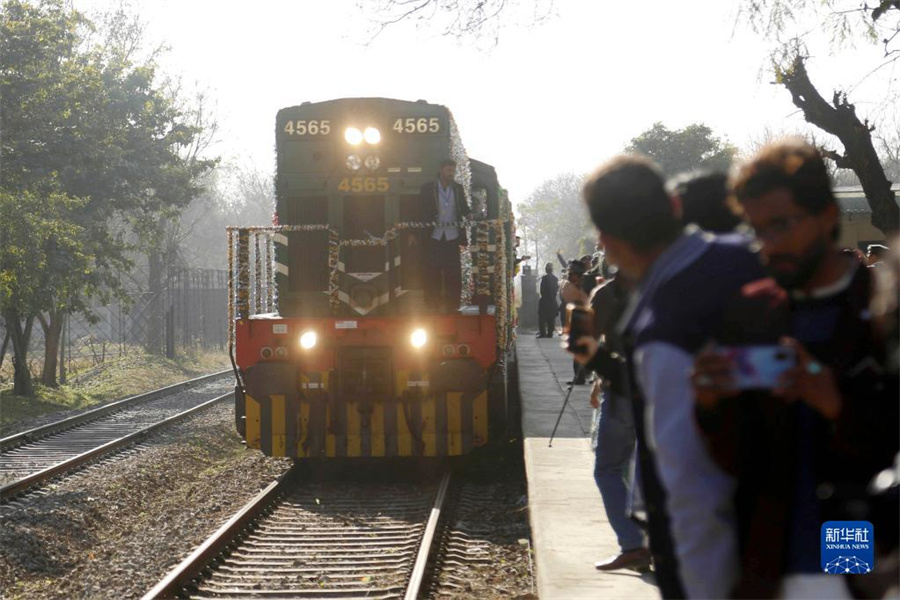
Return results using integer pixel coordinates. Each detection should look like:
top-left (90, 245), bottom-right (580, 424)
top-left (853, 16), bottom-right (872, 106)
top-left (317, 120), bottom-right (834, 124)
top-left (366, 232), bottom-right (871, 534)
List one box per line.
top-left (227, 98), bottom-right (517, 459)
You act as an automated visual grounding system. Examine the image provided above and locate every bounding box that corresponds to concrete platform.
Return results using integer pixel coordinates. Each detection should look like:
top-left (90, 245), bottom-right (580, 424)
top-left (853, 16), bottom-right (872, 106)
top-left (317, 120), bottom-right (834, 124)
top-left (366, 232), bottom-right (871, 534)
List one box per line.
top-left (517, 330), bottom-right (659, 600)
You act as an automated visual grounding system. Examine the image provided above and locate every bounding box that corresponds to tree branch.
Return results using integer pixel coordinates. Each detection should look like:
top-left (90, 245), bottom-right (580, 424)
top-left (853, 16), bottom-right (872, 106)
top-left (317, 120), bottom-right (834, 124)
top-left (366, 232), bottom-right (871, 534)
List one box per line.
top-left (778, 55), bottom-right (899, 233)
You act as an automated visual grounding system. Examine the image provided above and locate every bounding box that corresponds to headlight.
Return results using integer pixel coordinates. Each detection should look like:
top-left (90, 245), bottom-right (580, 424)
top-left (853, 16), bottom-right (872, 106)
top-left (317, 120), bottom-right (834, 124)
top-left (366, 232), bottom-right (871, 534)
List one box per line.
top-left (275, 346), bottom-right (289, 359)
top-left (344, 127), bottom-right (363, 145)
top-left (363, 127), bottom-right (381, 144)
top-left (364, 155), bottom-right (380, 171)
top-left (345, 154), bottom-right (362, 171)
top-left (299, 331), bottom-right (318, 350)
top-left (410, 328), bottom-right (427, 348)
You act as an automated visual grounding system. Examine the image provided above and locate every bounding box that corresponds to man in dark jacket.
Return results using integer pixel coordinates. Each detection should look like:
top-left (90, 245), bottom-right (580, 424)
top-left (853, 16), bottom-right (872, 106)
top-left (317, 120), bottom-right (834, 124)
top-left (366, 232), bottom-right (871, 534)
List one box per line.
top-left (573, 155), bottom-right (766, 599)
top-left (588, 275), bottom-right (652, 572)
top-left (537, 262), bottom-right (559, 338)
top-left (691, 140), bottom-right (899, 598)
top-left (418, 159), bottom-right (471, 312)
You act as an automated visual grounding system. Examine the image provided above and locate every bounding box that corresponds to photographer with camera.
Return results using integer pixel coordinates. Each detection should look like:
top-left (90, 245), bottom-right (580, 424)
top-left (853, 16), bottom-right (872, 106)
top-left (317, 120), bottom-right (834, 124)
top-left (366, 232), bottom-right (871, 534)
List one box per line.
top-left (561, 259), bottom-right (590, 384)
top-left (689, 140), bottom-right (899, 599)
top-left (570, 155), bottom-right (766, 599)
top-left (581, 274), bottom-right (652, 572)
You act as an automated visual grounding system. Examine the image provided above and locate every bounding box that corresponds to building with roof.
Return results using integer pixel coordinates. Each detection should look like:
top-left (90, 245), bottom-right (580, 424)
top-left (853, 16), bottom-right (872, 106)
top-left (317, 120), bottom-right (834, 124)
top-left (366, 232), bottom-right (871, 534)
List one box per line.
top-left (834, 184), bottom-right (899, 249)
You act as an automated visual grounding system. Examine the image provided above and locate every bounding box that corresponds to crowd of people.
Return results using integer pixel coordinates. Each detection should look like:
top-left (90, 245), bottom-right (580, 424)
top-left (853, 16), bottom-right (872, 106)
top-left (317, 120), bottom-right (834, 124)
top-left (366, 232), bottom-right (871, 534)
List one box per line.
top-left (540, 139), bottom-right (898, 599)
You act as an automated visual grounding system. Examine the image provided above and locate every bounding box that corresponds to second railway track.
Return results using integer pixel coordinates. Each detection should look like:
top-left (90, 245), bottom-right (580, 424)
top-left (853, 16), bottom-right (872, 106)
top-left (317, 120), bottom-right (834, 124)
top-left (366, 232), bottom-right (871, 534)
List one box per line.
top-left (0, 371), bottom-right (232, 500)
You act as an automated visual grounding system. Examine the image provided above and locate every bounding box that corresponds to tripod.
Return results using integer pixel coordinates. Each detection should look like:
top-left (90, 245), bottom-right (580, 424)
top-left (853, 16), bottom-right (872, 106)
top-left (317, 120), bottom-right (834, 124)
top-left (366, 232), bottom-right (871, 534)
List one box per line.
top-left (548, 363), bottom-right (588, 447)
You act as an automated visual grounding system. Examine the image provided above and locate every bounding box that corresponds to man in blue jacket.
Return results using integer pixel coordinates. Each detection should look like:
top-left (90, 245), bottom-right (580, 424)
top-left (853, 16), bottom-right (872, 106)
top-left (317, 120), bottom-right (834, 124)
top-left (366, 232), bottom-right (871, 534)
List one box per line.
top-left (572, 155), bottom-right (765, 598)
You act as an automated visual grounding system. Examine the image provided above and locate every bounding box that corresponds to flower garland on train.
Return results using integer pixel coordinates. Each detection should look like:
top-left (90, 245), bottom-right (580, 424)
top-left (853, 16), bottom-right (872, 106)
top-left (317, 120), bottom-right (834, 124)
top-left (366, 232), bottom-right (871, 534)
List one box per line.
top-left (227, 219), bottom-right (510, 346)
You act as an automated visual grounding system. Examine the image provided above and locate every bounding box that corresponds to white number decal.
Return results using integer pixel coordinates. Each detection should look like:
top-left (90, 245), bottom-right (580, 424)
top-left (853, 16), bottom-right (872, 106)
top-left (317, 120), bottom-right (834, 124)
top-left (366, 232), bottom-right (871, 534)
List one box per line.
top-left (283, 119), bottom-right (331, 136)
top-left (392, 116), bottom-right (441, 134)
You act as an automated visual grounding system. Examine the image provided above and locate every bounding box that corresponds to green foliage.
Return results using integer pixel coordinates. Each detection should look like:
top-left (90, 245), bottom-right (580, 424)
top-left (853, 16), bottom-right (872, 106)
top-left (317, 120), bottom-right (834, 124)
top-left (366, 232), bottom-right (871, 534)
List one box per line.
top-left (0, 187), bottom-right (107, 318)
top-left (625, 122), bottom-right (737, 177)
top-left (0, 0), bottom-right (216, 392)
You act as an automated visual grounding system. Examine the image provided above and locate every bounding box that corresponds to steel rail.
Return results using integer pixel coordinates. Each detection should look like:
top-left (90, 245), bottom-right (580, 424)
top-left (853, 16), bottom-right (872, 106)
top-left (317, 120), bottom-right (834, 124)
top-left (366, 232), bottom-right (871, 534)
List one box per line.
top-left (0, 369), bottom-right (231, 452)
top-left (141, 469), bottom-right (293, 600)
top-left (143, 469), bottom-right (452, 600)
top-left (403, 470), bottom-right (452, 600)
top-left (0, 391), bottom-right (233, 501)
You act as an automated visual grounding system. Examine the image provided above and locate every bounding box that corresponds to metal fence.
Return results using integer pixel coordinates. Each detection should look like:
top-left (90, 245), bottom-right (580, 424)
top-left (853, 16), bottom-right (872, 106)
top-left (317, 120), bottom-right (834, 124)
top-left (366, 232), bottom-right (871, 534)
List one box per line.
top-left (0, 268), bottom-right (228, 383)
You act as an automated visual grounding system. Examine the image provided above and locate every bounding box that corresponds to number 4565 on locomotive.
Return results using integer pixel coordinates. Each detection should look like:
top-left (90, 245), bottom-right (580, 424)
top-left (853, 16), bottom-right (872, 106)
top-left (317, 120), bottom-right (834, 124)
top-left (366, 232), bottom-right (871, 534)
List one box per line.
top-left (226, 97), bottom-right (519, 460)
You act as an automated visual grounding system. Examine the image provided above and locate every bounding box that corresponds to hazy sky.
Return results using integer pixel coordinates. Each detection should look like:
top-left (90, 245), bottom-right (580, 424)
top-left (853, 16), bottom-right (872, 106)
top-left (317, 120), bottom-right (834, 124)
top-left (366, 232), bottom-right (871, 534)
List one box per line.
top-left (76, 0), bottom-right (896, 204)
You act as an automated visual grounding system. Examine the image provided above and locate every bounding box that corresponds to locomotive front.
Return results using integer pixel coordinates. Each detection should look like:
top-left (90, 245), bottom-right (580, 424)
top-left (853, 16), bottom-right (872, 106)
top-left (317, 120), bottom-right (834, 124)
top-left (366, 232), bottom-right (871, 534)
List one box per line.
top-left (228, 98), bottom-right (515, 459)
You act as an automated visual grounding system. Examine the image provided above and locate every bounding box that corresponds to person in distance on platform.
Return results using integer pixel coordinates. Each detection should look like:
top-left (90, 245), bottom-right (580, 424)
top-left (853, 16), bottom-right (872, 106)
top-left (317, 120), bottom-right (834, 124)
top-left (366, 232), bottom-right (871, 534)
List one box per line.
top-left (417, 158), bottom-right (471, 313)
top-left (571, 155), bottom-right (767, 599)
top-left (560, 259), bottom-right (590, 384)
top-left (689, 139), bottom-right (899, 599)
top-left (579, 253), bottom-right (600, 298)
top-left (537, 262), bottom-right (559, 338)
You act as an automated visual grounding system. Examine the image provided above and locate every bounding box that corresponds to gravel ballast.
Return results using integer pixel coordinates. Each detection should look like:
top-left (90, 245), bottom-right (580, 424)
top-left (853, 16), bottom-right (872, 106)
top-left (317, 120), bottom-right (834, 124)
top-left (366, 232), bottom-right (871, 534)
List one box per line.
top-left (0, 402), bottom-right (292, 599)
top-left (1, 400), bottom-right (535, 599)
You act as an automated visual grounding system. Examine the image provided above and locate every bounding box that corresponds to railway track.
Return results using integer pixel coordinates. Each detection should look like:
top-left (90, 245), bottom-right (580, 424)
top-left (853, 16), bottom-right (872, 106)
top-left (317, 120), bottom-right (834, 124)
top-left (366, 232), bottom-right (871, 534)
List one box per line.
top-left (0, 371), bottom-right (232, 500)
top-left (144, 469), bottom-right (452, 600)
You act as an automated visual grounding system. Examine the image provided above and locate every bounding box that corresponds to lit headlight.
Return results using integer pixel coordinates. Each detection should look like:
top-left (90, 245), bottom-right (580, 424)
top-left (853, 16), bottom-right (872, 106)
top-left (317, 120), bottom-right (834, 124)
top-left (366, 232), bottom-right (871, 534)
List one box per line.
top-left (364, 155), bottom-right (380, 171)
top-left (410, 328), bottom-right (427, 348)
top-left (300, 331), bottom-right (318, 350)
top-left (364, 127), bottom-right (381, 144)
top-left (345, 154), bottom-right (362, 171)
top-left (344, 127), bottom-right (363, 145)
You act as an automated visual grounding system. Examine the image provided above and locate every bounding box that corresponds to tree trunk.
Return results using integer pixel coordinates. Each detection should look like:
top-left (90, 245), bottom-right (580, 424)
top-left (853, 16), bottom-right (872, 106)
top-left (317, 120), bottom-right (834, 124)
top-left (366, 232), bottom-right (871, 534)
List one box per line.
top-left (146, 252), bottom-right (165, 355)
top-left (39, 309), bottom-right (63, 387)
top-left (779, 56), bottom-right (900, 235)
top-left (0, 329), bottom-right (9, 372)
top-left (4, 309), bottom-right (35, 397)
top-left (59, 312), bottom-right (67, 385)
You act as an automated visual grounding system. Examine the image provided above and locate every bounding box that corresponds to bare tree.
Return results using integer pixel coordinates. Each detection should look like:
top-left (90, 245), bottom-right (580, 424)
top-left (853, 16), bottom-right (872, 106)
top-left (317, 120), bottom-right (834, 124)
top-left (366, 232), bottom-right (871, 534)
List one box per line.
top-left (742, 0), bottom-right (900, 233)
top-left (362, 0), bottom-right (555, 45)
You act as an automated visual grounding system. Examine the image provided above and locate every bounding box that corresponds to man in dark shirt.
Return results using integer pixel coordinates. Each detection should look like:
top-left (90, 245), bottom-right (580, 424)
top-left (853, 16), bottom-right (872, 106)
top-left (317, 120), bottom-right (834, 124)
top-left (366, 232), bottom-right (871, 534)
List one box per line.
top-left (537, 262), bottom-right (559, 338)
top-left (691, 139), bottom-right (899, 598)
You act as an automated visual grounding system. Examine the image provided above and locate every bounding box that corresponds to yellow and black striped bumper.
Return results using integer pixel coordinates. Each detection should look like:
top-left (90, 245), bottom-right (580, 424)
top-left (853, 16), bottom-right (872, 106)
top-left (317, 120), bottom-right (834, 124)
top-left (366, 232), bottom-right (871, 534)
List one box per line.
top-left (239, 364), bottom-right (489, 458)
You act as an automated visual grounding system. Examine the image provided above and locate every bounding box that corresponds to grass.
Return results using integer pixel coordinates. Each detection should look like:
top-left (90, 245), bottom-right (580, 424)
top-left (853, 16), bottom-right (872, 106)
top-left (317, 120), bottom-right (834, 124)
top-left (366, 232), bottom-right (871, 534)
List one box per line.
top-left (0, 347), bottom-right (231, 431)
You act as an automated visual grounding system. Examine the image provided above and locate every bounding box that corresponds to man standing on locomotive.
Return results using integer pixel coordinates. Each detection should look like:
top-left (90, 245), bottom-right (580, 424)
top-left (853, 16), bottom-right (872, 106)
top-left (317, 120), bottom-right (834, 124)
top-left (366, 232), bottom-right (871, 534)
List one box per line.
top-left (419, 158), bottom-right (471, 312)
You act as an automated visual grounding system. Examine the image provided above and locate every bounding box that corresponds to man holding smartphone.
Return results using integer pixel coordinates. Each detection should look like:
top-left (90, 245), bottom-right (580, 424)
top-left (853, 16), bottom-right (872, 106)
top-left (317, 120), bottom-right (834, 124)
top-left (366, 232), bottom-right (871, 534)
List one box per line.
top-left (572, 155), bottom-right (766, 599)
top-left (690, 140), bottom-right (899, 599)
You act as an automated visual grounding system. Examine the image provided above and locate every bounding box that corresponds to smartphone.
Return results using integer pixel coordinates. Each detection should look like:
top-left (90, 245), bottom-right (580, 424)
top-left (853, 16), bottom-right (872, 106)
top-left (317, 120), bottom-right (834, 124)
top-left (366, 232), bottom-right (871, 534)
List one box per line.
top-left (566, 303), bottom-right (594, 354)
top-left (720, 345), bottom-right (797, 389)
